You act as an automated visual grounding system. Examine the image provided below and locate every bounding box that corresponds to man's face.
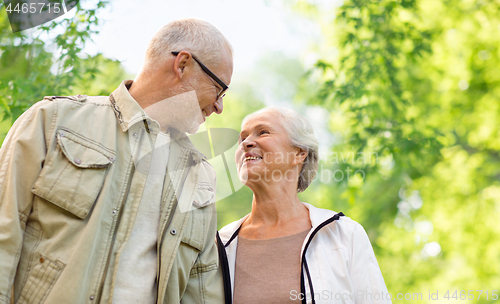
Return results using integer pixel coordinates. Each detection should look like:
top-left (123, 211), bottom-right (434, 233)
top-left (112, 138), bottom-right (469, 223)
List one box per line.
top-left (195, 48), bottom-right (233, 122)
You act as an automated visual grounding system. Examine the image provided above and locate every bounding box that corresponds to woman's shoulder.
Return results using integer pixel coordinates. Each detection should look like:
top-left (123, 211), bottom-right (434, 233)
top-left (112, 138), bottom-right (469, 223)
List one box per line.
top-left (304, 202), bottom-right (368, 245)
top-left (305, 202), bottom-right (358, 227)
top-left (218, 214), bottom-right (249, 244)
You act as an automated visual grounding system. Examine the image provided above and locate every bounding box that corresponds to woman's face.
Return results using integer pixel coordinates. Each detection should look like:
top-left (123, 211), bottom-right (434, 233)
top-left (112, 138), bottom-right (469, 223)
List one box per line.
top-left (235, 112), bottom-right (305, 186)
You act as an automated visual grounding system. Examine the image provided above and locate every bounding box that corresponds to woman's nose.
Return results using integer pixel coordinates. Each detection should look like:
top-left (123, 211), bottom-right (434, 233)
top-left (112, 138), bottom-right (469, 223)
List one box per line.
top-left (241, 137), bottom-right (256, 149)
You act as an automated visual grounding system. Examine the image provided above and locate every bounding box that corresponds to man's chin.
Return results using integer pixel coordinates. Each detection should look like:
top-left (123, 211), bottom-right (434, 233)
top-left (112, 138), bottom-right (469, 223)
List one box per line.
top-left (180, 115), bottom-right (204, 134)
top-left (143, 90), bottom-right (205, 134)
top-left (185, 123), bottom-right (201, 135)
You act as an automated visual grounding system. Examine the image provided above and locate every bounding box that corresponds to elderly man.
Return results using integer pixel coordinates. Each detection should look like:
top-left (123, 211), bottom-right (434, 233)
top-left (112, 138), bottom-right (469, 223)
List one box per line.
top-left (0, 19), bottom-right (232, 304)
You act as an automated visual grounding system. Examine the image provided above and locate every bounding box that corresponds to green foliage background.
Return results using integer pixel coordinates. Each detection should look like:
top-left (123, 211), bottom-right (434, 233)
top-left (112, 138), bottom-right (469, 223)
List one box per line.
top-left (288, 0), bottom-right (499, 301)
top-left (1, 0), bottom-right (499, 302)
top-left (0, 0), bottom-right (128, 142)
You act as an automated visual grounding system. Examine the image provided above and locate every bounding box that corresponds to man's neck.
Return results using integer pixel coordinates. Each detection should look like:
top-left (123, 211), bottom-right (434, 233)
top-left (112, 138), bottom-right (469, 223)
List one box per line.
top-left (128, 78), bottom-right (203, 135)
top-left (129, 79), bottom-right (167, 109)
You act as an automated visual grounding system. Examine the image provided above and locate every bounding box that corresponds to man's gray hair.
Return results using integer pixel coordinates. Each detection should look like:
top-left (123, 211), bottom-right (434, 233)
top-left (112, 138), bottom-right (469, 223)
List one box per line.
top-left (242, 107), bottom-right (319, 192)
top-left (145, 18), bottom-right (233, 69)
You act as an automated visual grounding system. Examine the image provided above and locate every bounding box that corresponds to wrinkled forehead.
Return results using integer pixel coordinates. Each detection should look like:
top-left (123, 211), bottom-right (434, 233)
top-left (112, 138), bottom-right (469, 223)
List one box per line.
top-left (241, 112), bottom-right (278, 131)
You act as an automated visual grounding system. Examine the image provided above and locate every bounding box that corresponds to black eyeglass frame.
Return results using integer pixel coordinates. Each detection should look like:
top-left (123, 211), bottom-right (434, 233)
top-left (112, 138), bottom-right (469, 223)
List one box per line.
top-left (171, 51), bottom-right (228, 100)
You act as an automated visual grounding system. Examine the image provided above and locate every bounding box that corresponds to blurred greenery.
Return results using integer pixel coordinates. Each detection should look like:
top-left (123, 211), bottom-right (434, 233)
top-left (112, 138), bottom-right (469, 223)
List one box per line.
top-left (284, 0), bottom-right (500, 302)
top-left (0, 0), bottom-right (128, 142)
top-left (1, 0), bottom-right (499, 302)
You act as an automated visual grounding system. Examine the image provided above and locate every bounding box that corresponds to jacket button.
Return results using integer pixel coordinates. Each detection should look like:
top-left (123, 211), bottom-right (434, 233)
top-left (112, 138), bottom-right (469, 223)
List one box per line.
top-left (89, 295), bottom-right (95, 301)
top-left (112, 209), bottom-right (117, 214)
top-left (39, 257), bottom-right (44, 263)
top-left (170, 229), bottom-right (177, 235)
top-left (74, 158), bottom-right (82, 165)
top-left (133, 133), bottom-right (138, 137)
top-left (109, 156), bottom-right (115, 162)
top-left (59, 131), bottom-right (65, 137)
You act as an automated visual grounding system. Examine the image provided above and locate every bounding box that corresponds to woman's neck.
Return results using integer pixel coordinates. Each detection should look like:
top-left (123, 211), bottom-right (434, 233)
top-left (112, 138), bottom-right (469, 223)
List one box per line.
top-left (240, 185), bottom-right (311, 239)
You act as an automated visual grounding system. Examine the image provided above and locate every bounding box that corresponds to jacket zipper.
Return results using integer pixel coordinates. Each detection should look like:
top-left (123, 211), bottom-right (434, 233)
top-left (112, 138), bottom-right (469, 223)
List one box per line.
top-left (300, 212), bottom-right (345, 304)
top-left (95, 161), bottom-right (136, 302)
top-left (95, 126), bottom-right (147, 302)
top-left (156, 152), bottom-right (196, 303)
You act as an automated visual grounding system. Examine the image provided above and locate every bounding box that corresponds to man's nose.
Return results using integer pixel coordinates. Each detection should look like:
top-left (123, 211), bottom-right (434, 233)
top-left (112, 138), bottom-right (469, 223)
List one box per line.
top-left (214, 98), bottom-right (223, 114)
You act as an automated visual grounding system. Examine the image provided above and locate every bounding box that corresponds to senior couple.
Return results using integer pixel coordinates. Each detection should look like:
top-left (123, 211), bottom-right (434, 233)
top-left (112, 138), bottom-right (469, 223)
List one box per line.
top-left (0, 19), bottom-right (390, 304)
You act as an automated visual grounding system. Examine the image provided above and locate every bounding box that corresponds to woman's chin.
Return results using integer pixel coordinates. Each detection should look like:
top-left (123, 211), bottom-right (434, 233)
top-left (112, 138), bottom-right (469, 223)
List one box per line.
top-left (238, 167), bottom-right (264, 186)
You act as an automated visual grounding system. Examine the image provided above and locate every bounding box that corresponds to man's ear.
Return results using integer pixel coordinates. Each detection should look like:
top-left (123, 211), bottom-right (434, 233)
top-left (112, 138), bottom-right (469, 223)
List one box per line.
top-left (173, 51), bottom-right (192, 79)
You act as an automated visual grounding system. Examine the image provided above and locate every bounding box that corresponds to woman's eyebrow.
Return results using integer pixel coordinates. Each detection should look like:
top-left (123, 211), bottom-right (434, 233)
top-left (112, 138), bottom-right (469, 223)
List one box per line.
top-left (253, 124), bottom-right (272, 130)
top-left (239, 123), bottom-right (272, 137)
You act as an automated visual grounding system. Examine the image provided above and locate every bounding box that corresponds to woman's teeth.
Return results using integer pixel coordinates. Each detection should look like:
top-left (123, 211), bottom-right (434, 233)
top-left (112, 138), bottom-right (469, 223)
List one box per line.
top-left (244, 156), bottom-right (262, 163)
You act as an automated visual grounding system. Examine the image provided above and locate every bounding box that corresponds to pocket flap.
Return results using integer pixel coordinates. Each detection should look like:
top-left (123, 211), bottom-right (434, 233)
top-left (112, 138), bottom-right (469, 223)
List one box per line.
top-left (192, 187), bottom-right (215, 208)
top-left (57, 128), bottom-right (115, 168)
top-left (32, 128), bottom-right (115, 219)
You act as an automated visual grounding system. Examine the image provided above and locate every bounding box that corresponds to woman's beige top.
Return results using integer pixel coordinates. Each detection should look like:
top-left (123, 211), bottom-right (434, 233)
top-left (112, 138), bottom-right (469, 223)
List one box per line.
top-left (233, 229), bottom-right (310, 304)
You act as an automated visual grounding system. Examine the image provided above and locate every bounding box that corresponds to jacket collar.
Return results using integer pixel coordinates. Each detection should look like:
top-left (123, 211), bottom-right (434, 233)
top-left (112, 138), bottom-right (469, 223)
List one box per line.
top-left (109, 80), bottom-right (149, 133)
top-left (218, 202), bottom-right (339, 245)
top-left (303, 202), bottom-right (340, 227)
top-left (169, 128), bottom-right (207, 161)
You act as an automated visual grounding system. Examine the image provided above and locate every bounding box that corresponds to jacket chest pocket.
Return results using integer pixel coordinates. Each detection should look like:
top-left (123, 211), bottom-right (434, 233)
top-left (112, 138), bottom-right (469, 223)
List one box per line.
top-left (180, 199), bottom-right (213, 251)
top-left (180, 160), bottom-right (216, 251)
top-left (31, 127), bottom-right (116, 219)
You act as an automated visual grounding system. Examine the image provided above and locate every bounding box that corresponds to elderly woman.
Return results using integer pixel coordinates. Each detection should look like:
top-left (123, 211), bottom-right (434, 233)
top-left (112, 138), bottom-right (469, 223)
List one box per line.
top-left (218, 107), bottom-right (391, 304)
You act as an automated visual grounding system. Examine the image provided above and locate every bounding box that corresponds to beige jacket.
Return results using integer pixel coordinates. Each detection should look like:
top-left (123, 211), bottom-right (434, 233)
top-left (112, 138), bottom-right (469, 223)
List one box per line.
top-left (0, 81), bottom-right (224, 304)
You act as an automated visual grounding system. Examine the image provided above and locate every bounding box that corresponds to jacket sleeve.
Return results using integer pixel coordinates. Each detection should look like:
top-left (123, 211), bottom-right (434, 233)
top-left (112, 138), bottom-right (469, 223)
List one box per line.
top-left (0, 100), bottom-right (56, 304)
top-left (349, 223), bottom-right (392, 304)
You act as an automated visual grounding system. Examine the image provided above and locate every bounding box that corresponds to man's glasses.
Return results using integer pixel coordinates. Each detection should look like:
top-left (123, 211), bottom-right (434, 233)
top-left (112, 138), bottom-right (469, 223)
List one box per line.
top-left (171, 51), bottom-right (228, 100)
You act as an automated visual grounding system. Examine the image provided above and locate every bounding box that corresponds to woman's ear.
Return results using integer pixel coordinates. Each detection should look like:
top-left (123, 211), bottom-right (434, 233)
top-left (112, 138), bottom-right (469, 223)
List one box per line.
top-left (293, 149), bottom-right (308, 166)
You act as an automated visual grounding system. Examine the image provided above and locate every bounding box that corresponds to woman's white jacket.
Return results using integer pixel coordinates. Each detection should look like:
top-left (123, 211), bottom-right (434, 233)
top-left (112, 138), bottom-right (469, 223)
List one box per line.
top-left (218, 203), bottom-right (392, 304)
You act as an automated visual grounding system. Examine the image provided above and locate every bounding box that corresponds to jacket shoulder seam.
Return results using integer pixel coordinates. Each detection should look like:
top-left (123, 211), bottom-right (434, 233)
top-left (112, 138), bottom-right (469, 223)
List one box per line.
top-left (317, 217), bottom-right (360, 239)
top-left (58, 100), bottom-right (112, 107)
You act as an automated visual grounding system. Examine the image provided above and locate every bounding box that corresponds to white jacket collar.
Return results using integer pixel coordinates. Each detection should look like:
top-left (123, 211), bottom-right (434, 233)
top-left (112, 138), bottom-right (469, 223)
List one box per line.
top-left (218, 202), bottom-right (339, 245)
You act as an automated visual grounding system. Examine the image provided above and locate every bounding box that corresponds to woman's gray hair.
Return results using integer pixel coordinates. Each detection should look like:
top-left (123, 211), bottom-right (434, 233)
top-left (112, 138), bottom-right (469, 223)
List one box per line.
top-left (144, 18), bottom-right (233, 69)
top-left (242, 107), bottom-right (319, 192)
